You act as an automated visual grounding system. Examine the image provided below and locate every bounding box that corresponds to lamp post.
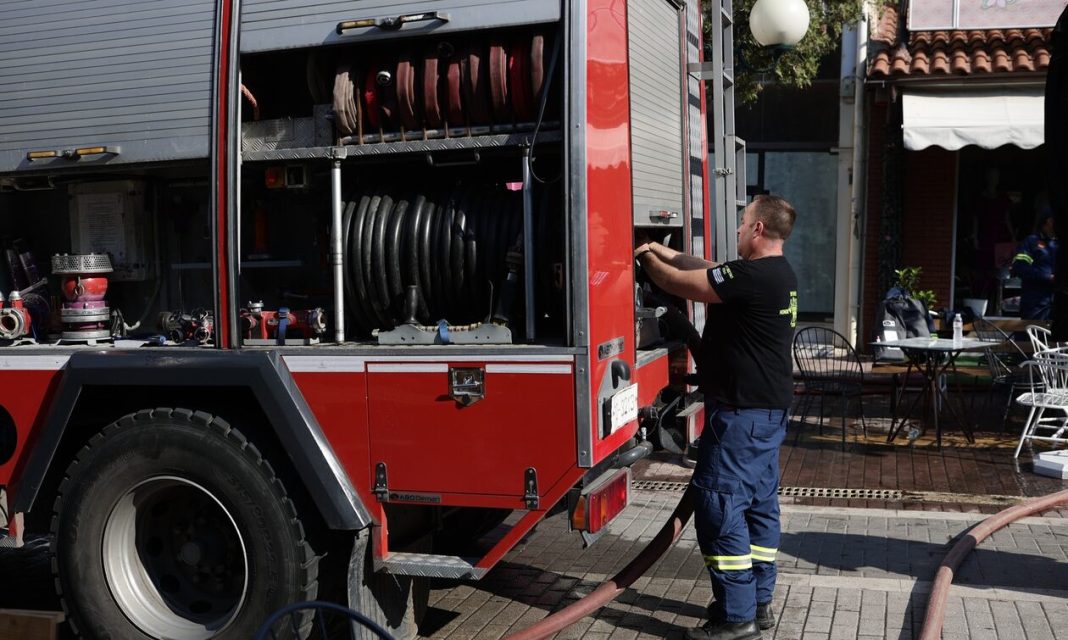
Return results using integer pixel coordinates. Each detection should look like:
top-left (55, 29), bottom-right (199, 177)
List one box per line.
top-left (700, 0), bottom-right (810, 262)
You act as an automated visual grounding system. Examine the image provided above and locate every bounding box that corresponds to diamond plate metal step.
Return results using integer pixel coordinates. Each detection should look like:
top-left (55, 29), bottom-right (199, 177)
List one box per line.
top-left (379, 552), bottom-right (487, 580)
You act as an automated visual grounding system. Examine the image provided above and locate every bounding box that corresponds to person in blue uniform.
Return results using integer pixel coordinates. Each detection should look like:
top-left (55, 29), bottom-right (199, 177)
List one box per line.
top-left (635, 195), bottom-right (798, 640)
top-left (1011, 211), bottom-right (1058, 320)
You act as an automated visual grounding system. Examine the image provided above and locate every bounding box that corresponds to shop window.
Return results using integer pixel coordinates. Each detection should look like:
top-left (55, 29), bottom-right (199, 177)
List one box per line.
top-left (749, 150), bottom-right (838, 317)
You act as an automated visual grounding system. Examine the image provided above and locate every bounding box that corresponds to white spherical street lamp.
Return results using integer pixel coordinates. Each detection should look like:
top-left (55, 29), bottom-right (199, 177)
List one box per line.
top-left (749, 0), bottom-right (811, 47)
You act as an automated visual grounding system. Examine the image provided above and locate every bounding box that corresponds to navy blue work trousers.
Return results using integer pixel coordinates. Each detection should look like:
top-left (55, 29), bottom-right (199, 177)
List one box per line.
top-left (692, 402), bottom-right (787, 623)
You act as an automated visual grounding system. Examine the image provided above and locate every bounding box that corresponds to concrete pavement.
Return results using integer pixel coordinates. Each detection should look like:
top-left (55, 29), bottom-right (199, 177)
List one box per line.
top-left (421, 468), bottom-right (1068, 639)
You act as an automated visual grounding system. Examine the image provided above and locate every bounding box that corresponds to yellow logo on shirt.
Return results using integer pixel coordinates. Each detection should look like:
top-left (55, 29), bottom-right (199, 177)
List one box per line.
top-left (779, 291), bottom-right (798, 328)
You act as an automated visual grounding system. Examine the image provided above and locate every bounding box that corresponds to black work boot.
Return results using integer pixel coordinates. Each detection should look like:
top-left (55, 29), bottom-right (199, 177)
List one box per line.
top-left (707, 601), bottom-right (777, 631)
top-left (754, 602), bottom-right (776, 630)
top-left (685, 619), bottom-right (761, 640)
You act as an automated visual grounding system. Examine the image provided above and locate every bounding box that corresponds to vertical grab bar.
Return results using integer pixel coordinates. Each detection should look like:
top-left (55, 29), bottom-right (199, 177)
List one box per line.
top-left (331, 158), bottom-right (345, 344)
top-left (522, 146), bottom-right (536, 343)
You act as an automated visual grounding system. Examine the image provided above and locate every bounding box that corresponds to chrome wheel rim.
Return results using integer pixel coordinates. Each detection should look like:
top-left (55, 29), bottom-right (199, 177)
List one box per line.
top-left (102, 476), bottom-right (248, 639)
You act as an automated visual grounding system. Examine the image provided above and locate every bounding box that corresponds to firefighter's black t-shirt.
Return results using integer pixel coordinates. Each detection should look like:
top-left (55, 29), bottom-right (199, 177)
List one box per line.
top-left (700, 255), bottom-right (797, 410)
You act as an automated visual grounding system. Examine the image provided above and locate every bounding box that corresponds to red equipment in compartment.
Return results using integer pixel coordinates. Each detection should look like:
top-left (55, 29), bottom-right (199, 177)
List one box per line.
top-left (52, 253), bottom-right (113, 342)
top-left (0, 291), bottom-right (32, 340)
top-left (240, 301), bottom-right (327, 343)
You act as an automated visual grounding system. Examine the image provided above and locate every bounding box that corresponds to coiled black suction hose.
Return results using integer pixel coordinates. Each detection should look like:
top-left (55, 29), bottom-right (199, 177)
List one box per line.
top-left (342, 185), bottom-right (527, 335)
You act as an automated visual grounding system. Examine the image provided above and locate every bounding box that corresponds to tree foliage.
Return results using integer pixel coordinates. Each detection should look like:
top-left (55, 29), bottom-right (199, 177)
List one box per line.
top-left (704, 0), bottom-right (867, 103)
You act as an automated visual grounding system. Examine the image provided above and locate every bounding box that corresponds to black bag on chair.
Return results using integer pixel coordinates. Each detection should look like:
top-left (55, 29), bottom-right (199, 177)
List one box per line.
top-left (873, 294), bottom-right (932, 362)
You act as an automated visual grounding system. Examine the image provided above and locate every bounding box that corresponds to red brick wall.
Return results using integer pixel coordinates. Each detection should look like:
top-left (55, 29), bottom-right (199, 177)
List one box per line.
top-left (901, 147), bottom-right (957, 314)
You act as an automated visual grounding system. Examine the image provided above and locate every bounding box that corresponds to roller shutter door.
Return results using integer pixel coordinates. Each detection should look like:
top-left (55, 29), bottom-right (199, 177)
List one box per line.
top-left (240, 0), bottom-right (560, 53)
top-left (628, 0), bottom-right (685, 227)
top-left (0, 0), bottom-right (216, 174)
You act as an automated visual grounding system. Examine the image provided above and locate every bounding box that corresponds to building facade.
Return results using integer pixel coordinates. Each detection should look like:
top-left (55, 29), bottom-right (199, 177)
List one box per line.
top-left (861, 0), bottom-right (1057, 340)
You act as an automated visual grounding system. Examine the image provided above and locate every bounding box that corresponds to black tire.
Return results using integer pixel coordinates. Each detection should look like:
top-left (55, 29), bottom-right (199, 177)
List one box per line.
top-left (50, 408), bottom-right (318, 640)
top-left (347, 529), bottom-right (428, 640)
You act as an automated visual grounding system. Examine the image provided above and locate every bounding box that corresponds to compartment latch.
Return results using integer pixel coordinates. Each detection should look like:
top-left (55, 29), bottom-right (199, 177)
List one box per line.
top-left (449, 366), bottom-right (485, 406)
top-left (524, 468), bottom-right (539, 510)
top-left (374, 462), bottom-right (388, 501)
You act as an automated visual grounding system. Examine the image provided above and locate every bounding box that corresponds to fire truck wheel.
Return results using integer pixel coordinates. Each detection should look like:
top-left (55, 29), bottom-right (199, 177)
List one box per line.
top-left (50, 408), bottom-right (318, 640)
top-left (347, 528), bottom-right (428, 640)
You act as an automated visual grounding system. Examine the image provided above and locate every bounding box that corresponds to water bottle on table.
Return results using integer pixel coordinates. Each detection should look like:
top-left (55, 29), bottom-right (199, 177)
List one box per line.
top-left (952, 313), bottom-right (963, 348)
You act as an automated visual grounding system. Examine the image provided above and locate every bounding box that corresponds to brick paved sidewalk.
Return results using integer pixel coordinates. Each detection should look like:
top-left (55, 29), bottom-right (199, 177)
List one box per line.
top-left (421, 488), bottom-right (1068, 639)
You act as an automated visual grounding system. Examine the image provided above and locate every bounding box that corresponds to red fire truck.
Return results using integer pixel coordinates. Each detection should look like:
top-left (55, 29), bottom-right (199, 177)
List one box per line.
top-left (0, 0), bottom-right (711, 637)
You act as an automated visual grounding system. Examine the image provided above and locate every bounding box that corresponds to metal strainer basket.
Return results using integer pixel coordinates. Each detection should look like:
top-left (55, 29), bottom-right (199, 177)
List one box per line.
top-left (51, 253), bottom-right (113, 275)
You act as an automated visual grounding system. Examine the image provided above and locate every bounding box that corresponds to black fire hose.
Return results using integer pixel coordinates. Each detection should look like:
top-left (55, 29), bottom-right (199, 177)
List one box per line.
top-left (341, 186), bottom-right (529, 336)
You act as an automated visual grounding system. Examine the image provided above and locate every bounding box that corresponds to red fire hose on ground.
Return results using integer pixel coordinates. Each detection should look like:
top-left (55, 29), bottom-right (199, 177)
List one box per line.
top-left (501, 482), bottom-right (1068, 640)
top-left (503, 485), bottom-right (696, 640)
top-left (920, 488), bottom-right (1068, 640)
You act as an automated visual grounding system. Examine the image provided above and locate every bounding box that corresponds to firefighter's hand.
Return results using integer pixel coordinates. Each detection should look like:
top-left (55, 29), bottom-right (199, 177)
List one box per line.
top-left (634, 243), bottom-right (654, 261)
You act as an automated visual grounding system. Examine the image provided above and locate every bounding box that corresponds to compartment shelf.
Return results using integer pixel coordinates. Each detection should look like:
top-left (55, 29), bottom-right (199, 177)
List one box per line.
top-left (172, 260), bottom-right (303, 270)
top-left (242, 129), bottom-right (561, 162)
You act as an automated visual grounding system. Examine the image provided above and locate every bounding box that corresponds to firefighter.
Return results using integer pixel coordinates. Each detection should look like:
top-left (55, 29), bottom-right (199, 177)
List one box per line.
top-left (1011, 210), bottom-right (1058, 320)
top-left (635, 195), bottom-right (797, 640)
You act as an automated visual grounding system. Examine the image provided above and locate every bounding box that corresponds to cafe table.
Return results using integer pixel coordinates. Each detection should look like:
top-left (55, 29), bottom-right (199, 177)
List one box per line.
top-left (872, 337), bottom-right (994, 448)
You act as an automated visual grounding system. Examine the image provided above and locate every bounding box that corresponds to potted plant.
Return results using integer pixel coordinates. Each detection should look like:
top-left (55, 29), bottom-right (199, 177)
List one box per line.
top-left (893, 267), bottom-right (937, 312)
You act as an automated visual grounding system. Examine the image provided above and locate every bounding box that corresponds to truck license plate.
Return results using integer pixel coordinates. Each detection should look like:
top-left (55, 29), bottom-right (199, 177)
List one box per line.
top-left (609, 384), bottom-right (639, 433)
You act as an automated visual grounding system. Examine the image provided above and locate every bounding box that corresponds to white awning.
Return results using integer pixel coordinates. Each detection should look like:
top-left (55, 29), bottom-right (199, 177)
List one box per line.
top-left (901, 89), bottom-right (1045, 151)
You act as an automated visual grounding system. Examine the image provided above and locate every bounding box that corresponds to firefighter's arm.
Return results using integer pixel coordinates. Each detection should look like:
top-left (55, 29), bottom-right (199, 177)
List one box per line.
top-left (636, 245), bottom-right (722, 304)
top-left (1011, 241), bottom-right (1050, 284)
top-left (641, 241), bottom-right (715, 271)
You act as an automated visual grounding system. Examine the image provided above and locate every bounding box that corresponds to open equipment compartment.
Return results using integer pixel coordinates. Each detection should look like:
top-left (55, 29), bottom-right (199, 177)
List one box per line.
top-left (238, 7), bottom-right (567, 346)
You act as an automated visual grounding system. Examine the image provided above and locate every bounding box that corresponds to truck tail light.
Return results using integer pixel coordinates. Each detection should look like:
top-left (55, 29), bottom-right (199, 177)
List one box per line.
top-left (571, 468), bottom-right (630, 534)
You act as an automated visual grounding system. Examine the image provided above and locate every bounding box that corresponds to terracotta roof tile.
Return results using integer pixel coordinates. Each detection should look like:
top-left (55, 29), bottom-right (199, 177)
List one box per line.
top-left (991, 47), bottom-right (1012, 72)
top-left (950, 47), bottom-right (971, 73)
top-left (931, 48), bottom-right (951, 74)
top-left (910, 47), bottom-right (930, 74)
top-left (1013, 45), bottom-right (1035, 71)
top-left (872, 3), bottom-right (899, 44)
top-left (890, 43), bottom-right (912, 74)
top-left (870, 50), bottom-right (891, 76)
top-left (1035, 45), bottom-right (1051, 68)
top-left (868, 25), bottom-right (1052, 78)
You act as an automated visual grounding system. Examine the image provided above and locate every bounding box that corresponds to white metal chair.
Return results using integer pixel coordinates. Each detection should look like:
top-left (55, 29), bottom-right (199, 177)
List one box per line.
top-left (1027, 325), bottom-right (1053, 353)
top-left (1014, 348), bottom-right (1068, 458)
